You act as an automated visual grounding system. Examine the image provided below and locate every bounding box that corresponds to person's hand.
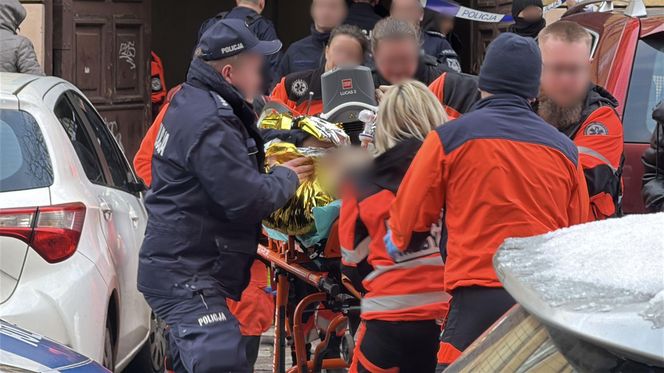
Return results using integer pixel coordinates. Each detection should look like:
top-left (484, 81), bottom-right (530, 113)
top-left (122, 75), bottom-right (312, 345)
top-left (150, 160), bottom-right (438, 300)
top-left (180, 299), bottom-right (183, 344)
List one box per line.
top-left (302, 136), bottom-right (334, 148)
top-left (279, 157), bottom-right (314, 183)
top-left (375, 85), bottom-right (391, 103)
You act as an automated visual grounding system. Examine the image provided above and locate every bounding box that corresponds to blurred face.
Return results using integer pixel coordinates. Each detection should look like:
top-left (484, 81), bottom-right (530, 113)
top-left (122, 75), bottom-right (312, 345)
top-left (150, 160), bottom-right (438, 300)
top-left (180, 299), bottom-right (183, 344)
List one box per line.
top-left (518, 5), bottom-right (543, 21)
top-left (373, 37), bottom-right (419, 84)
top-left (390, 0), bottom-right (424, 27)
top-left (312, 0), bottom-right (347, 32)
top-left (220, 53), bottom-right (264, 102)
top-left (439, 17), bottom-right (454, 35)
top-left (324, 34), bottom-right (364, 71)
top-left (539, 37), bottom-right (591, 107)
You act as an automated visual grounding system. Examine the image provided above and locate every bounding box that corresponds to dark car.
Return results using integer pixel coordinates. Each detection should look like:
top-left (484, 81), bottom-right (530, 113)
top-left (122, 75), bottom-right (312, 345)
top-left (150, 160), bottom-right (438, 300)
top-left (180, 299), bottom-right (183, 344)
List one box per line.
top-left (562, 2), bottom-right (664, 213)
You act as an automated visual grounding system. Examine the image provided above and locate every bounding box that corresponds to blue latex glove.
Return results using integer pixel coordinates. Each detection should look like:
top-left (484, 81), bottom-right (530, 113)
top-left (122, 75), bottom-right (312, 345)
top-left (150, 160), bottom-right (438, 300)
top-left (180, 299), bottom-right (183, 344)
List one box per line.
top-left (384, 229), bottom-right (401, 260)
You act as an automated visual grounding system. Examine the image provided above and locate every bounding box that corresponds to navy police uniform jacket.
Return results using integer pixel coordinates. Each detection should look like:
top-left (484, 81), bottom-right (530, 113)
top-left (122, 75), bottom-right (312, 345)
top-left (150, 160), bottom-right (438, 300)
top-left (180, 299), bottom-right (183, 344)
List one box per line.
top-left (421, 31), bottom-right (461, 73)
top-left (199, 6), bottom-right (281, 94)
top-left (137, 58), bottom-right (299, 301)
top-left (344, 2), bottom-right (382, 36)
top-left (274, 25), bottom-right (329, 86)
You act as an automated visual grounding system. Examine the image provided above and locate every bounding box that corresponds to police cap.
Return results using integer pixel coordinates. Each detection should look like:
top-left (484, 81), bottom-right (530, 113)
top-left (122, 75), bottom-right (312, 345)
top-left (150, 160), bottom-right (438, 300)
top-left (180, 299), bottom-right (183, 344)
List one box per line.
top-left (197, 18), bottom-right (282, 61)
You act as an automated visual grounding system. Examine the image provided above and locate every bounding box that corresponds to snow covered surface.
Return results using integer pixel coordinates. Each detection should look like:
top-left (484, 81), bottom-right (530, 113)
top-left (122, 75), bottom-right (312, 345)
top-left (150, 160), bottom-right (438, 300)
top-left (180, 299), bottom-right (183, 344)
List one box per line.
top-left (495, 213), bottom-right (664, 328)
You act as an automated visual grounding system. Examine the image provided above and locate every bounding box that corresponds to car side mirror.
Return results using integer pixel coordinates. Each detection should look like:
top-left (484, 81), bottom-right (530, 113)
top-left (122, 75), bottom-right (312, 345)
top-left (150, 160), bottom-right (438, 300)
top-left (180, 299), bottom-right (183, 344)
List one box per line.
top-left (653, 100), bottom-right (664, 124)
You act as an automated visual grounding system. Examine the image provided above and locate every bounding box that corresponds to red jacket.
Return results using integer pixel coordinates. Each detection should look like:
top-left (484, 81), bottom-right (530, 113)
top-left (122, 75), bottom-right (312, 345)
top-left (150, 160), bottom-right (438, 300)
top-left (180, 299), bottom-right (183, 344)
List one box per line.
top-left (388, 94), bottom-right (589, 292)
top-left (228, 260), bottom-right (274, 336)
top-left (340, 139), bottom-right (449, 321)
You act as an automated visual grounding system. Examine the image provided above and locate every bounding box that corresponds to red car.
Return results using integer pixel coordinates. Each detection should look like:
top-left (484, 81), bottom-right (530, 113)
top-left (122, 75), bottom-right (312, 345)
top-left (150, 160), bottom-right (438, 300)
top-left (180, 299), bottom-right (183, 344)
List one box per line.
top-left (563, 3), bottom-right (664, 213)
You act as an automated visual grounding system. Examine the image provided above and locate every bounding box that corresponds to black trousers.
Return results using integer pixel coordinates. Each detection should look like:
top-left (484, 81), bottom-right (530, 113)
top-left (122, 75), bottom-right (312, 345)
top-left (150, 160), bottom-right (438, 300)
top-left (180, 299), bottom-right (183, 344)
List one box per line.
top-left (437, 286), bottom-right (515, 370)
top-left (352, 319), bottom-right (440, 373)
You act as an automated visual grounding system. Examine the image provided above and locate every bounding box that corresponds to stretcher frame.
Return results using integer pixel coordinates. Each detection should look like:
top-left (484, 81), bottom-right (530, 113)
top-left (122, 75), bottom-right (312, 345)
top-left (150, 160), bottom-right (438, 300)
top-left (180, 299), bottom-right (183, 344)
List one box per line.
top-left (257, 235), bottom-right (352, 373)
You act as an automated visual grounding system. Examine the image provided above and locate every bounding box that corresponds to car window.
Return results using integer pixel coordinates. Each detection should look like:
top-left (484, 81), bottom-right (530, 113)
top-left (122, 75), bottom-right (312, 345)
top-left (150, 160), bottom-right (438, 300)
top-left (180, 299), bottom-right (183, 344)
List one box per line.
top-left (0, 109), bottom-right (53, 193)
top-left (623, 36), bottom-right (664, 143)
top-left (68, 92), bottom-right (136, 194)
top-left (53, 95), bottom-right (106, 184)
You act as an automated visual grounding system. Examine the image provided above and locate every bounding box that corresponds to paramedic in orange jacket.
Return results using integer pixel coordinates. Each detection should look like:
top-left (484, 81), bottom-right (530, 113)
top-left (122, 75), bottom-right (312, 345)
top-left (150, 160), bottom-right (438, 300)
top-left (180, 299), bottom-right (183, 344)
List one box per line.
top-left (340, 81), bottom-right (450, 373)
top-left (385, 33), bottom-right (590, 370)
top-left (270, 24), bottom-right (369, 116)
top-left (537, 21), bottom-right (624, 221)
top-left (428, 70), bottom-right (480, 120)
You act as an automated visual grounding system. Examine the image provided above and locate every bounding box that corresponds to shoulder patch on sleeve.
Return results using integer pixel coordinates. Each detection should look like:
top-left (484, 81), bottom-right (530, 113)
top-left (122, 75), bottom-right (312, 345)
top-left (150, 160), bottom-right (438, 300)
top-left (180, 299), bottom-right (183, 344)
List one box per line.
top-left (584, 122), bottom-right (609, 136)
top-left (290, 78), bottom-right (309, 97)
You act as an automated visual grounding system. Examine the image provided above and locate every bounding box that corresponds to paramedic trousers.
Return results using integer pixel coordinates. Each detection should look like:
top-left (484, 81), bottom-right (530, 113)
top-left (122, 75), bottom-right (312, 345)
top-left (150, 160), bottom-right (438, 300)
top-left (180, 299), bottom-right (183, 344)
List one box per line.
top-left (351, 319), bottom-right (440, 373)
top-left (145, 292), bottom-right (250, 373)
top-left (436, 286), bottom-right (516, 371)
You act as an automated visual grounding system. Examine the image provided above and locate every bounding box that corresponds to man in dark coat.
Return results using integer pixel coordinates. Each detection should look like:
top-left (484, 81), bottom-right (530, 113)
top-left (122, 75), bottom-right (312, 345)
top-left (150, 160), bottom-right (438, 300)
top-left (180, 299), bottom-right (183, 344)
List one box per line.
top-left (198, 0), bottom-right (281, 94)
top-left (344, 0), bottom-right (383, 36)
top-left (274, 0), bottom-right (347, 85)
top-left (390, 0), bottom-right (461, 72)
top-left (371, 18), bottom-right (448, 90)
top-left (137, 19), bottom-right (312, 373)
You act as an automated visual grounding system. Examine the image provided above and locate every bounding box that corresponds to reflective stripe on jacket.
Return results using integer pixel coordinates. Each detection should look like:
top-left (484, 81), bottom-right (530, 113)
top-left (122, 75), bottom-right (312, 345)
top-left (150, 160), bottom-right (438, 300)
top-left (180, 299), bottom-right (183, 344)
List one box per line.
top-left (340, 139), bottom-right (449, 321)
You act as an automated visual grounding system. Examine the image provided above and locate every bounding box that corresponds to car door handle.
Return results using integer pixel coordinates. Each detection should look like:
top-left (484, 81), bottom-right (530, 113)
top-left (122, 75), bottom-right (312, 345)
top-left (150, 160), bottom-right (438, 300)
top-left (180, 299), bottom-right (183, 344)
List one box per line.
top-left (99, 200), bottom-right (113, 221)
top-left (129, 209), bottom-right (140, 226)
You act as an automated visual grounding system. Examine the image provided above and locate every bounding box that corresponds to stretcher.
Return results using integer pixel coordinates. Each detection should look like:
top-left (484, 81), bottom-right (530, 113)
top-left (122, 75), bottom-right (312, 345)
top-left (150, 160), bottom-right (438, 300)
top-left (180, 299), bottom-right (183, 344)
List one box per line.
top-left (258, 224), bottom-right (360, 373)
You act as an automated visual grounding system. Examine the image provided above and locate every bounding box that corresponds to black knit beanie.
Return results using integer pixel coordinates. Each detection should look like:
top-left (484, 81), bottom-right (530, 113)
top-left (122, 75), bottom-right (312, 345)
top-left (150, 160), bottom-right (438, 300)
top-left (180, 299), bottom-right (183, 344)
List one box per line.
top-left (478, 33), bottom-right (542, 99)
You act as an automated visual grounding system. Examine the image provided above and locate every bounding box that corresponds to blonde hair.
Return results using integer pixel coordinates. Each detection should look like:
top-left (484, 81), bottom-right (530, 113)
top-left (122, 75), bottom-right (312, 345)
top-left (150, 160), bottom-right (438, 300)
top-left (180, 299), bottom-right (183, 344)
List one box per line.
top-left (374, 80), bottom-right (448, 154)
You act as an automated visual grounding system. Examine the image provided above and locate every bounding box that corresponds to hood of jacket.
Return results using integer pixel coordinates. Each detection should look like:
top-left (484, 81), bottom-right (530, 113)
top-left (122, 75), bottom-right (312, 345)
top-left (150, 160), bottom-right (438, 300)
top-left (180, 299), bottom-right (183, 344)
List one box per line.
top-left (364, 138), bottom-right (424, 194)
top-left (0, 0), bottom-right (26, 33)
top-left (585, 84), bottom-right (619, 110)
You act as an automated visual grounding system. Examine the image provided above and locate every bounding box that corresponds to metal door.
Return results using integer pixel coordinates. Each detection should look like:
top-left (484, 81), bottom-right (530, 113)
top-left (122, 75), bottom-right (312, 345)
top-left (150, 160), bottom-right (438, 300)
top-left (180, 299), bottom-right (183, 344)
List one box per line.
top-left (52, 0), bottom-right (151, 160)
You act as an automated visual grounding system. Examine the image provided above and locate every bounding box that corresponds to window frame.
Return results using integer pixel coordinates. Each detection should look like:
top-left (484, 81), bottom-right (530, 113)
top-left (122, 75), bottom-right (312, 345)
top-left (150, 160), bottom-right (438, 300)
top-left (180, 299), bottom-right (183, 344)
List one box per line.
top-left (63, 90), bottom-right (143, 197)
top-left (622, 36), bottom-right (664, 144)
top-left (53, 93), bottom-right (110, 186)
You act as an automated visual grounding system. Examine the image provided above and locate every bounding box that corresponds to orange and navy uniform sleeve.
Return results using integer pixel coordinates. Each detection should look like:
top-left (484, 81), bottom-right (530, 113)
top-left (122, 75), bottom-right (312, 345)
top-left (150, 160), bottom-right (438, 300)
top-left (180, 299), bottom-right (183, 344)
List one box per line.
top-left (428, 73), bottom-right (458, 120)
top-left (339, 183), bottom-right (369, 267)
top-left (133, 102), bottom-right (169, 187)
top-left (270, 78), bottom-right (300, 114)
top-left (428, 73), bottom-right (446, 103)
top-left (388, 132), bottom-right (446, 251)
top-left (574, 107), bottom-right (624, 220)
top-left (569, 161), bottom-right (591, 226)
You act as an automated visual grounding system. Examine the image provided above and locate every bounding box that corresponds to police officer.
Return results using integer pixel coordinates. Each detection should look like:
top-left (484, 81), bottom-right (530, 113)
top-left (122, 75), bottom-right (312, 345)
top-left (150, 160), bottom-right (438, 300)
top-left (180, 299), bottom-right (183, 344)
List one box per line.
top-left (137, 19), bottom-right (313, 373)
top-left (344, 0), bottom-right (382, 36)
top-left (199, 0), bottom-right (281, 94)
top-left (274, 0), bottom-right (347, 85)
top-left (391, 0), bottom-right (461, 72)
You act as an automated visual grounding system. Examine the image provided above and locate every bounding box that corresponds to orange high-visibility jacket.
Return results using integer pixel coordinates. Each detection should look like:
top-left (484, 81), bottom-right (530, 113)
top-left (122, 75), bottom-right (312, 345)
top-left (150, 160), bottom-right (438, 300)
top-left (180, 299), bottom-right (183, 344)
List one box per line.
top-left (270, 67), bottom-right (324, 116)
top-left (563, 85), bottom-right (624, 221)
top-left (134, 85), bottom-right (182, 186)
top-left (388, 94), bottom-right (590, 292)
top-left (228, 260), bottom-right (275, 336)
top-left (428, 71), bottom-right (481, 120)
top-left (340, 139), bottom-right (449, 322)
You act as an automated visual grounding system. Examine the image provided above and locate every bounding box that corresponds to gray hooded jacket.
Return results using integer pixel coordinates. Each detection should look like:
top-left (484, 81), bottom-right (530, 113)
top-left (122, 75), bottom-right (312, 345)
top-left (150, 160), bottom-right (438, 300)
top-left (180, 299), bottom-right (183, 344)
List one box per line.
top-left (0, 0), bottom-right (43, 75)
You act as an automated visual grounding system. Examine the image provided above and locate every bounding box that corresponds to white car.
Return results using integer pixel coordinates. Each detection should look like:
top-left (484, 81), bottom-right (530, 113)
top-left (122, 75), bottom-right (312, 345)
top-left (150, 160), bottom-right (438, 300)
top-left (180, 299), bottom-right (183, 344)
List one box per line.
top-left (0, 73), bottom-right (166, 372)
